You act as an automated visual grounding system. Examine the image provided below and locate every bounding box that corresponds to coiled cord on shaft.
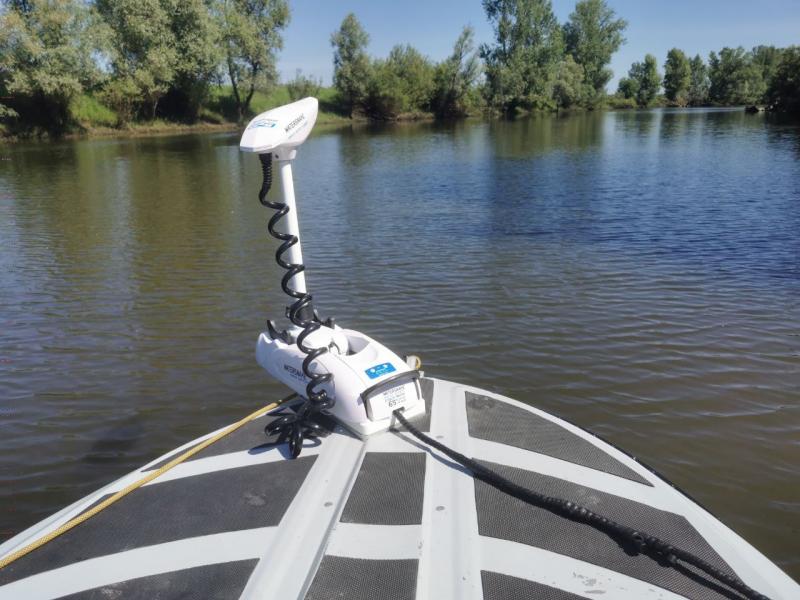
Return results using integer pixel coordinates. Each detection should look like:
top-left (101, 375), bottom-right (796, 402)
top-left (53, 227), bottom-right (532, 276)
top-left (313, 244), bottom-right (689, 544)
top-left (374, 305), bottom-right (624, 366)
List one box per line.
top-left (258, 152), bottom-right (333, 458)
top-left (392, 409), bottom-right (771, 600)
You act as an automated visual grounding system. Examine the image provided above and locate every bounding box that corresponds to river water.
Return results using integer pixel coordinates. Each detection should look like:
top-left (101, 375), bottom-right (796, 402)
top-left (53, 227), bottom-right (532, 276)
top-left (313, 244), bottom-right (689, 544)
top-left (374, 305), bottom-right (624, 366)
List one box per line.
top-left (1, 108), bottom-right (799, 578)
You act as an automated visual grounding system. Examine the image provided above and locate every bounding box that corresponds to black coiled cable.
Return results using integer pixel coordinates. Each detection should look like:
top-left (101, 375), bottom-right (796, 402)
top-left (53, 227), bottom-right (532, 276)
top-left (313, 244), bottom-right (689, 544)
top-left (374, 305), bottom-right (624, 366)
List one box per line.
top-left (392, 409), bottom-right (771, 600)
top-left (257, 153), bottom-right (334, 458)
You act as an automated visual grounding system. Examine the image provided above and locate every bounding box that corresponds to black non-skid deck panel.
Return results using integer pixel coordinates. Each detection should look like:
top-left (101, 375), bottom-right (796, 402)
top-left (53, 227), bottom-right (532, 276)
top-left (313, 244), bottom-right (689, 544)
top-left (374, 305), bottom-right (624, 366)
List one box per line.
top-left (474, 461), bottom-right (740, 600)
top-left (305, 557), bottom-right (418, 600)
top-left (0, 457), bottom-right (315, 586)
top-left (340, 452), bottom-right (425, 525)
top-left (56, 559), bottom-right (258, 600)
top-left (142, 407), bottom-right (302, 472)
top-left (481, 571), bottom-right (586, 600)
top-left (465, 392), bottom-right (651, 485)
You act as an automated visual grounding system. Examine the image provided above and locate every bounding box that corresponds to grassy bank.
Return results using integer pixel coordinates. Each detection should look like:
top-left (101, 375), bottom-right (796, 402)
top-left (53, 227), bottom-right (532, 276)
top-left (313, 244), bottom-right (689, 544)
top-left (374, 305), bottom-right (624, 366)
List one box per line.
top-left (202, 85), bottom-right (351, 126)
top-left (1, 85), bottom-right (354, 142)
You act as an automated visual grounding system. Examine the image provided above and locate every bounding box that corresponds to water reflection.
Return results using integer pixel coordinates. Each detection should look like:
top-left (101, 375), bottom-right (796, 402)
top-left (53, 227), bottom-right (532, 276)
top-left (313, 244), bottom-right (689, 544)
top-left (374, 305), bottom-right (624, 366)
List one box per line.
top-left (610, 108), bottom-right (662, 139)
top-left (489, 111), bottom-right (604, 158)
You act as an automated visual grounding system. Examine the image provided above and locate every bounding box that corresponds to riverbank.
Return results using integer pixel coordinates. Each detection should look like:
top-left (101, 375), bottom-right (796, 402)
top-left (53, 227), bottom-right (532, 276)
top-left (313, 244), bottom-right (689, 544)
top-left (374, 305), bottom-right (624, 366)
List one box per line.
top-left (0, 85), bottom-right (355, 143)
top-left (0, 89), bottom-right (777, 145)
top-left (0, 113), bottom-right (439, 144)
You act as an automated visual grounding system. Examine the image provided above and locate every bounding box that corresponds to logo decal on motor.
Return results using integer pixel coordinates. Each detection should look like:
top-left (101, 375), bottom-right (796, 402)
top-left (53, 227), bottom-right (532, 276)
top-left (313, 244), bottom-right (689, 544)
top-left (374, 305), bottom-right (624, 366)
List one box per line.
top-left (284, 364), bottom-right (307, 382)
top-left (248, 118), bottom-right (278, 129)
top-left (365, 363), bottom-right (396, 380)
top-left (285, 114), bottom-right (305, 133)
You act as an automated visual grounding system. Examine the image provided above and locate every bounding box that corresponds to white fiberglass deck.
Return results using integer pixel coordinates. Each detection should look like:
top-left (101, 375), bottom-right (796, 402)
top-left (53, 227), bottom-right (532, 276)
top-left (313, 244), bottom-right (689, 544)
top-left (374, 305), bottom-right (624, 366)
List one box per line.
top-left (0, 377), bottom-right (796, 600)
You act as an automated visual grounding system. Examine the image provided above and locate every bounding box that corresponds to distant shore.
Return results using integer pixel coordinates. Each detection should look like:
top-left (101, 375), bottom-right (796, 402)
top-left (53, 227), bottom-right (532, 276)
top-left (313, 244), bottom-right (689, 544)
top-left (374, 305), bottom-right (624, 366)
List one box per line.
top-left (0, 115), bottom-right (357, 144)
top-left (0, 113), bottom-right (438, 144)
top-left (0, 100), bottom-right (775, 145)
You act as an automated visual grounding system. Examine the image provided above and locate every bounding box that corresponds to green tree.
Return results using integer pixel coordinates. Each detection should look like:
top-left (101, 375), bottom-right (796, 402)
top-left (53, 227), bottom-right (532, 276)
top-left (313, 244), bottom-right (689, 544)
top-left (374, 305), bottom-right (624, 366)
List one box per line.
top-left (431, 26), bottom-right (481, 118)
top-left (96, 0), bottom-right (177, 121)
top-left (751, 45), bottom-right (783, 95)
top-left (365, 45), bottom-right (435, 119)
top-left (331, 13), bottom-right (371, 117)
top-left (552, 54), bottom-right (587, 109)
top-left (663, 48), bottom-right (691, 105)
top-left (163, 0), bottom-right (222, 120)
top-left (626, 54), bottom-right (660, 107)
top-left (286, 69), bottom-right (321, 101)
top-left (0, 0), bottom-right (104, 128)
top-left (386, 45), bottom-right (435, 111)
top-left (616, 76), bottom-right (638, 100)
top-left (708, 47), bottom-right (763, 105)
top-left (563, 0), bottom-right (626, 102)
top-left (481, 0), bottom-right (564, 112)
top-left (218, 0), bottom-right (290, 121)
top-left (687, 54), bottom-right (709, 106)
top-left (365, 60), bottom-right (405, 119)
top-left (766, 46), bottom-right (800, 114)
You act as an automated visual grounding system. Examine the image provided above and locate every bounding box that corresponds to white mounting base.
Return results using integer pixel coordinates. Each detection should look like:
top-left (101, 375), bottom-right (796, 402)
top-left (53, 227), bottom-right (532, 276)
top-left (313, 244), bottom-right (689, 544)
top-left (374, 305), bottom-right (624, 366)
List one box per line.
top-left (256, 326), bottom-right (426, 437)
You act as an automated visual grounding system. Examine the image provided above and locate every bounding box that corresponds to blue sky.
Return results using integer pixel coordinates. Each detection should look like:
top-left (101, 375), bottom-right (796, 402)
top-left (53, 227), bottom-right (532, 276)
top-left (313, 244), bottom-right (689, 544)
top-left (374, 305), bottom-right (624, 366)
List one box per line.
top-left (278, 0), bottom-right (800, 90)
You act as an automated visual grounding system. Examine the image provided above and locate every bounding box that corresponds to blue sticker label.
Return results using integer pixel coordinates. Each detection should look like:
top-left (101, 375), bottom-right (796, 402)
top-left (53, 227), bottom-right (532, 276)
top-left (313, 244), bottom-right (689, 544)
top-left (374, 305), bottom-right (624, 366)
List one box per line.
top-left (248, 118), bottom-right (277, 129)
top-left (365, 362), bottom-right (396, 379)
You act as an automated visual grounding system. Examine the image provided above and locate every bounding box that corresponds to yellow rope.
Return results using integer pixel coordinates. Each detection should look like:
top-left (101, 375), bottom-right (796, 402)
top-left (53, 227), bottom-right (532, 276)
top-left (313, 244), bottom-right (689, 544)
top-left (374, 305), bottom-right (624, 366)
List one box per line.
top-left (0, 395), bottom-right (293, 571)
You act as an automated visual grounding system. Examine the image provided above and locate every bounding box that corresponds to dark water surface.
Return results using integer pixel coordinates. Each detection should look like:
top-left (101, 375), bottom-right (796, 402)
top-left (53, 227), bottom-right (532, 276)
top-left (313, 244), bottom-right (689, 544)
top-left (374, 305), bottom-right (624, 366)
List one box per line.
top-left (1, 109), bottom-right (799, 577)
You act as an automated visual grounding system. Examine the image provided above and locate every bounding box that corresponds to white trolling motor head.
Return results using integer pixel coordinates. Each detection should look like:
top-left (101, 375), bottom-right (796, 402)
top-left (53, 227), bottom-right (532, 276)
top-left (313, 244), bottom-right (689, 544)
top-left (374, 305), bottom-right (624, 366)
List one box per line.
top-left (240, 98), bottom-right (426, 439)
top-left (240, 97), bottom-right (317, 158)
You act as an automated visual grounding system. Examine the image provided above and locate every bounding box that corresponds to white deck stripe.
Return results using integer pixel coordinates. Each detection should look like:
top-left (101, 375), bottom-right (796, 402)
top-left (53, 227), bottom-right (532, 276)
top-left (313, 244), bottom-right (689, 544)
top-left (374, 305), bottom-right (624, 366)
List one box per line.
top-left (480, 536), bottom-right (687, 599)
top-left (364, 430), bottom-right (426, 453)
top-left (414, 380), bottom-right (483, 600)
top-left (325, 523), bottom-right (421, 560)
top-left (238, 427), bottom-right (366, 600)
top-left (0, 527), bottom-right (275, 600)
top-left (142, 444), bottom-right (324, 486)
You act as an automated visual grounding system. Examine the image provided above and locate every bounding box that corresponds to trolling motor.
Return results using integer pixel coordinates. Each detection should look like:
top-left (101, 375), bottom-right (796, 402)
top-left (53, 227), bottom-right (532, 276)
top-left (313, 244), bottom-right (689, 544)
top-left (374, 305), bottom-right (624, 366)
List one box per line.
top-left (240, 98), bottom-right (426, 456)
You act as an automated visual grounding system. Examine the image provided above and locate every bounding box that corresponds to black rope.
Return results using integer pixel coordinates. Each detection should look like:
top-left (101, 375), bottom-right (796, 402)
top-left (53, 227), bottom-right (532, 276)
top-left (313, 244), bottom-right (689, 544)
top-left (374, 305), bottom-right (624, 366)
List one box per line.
top-left (257, 152), bottom-right (333, 458)
top-left (392, 409), bottom-right (771, 600)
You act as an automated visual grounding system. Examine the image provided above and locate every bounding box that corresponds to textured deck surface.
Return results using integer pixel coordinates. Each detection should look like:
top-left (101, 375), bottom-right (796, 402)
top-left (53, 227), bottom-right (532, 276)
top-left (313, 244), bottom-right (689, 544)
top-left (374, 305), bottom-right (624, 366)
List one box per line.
top-left (0, 378), bottom-right (796, 600)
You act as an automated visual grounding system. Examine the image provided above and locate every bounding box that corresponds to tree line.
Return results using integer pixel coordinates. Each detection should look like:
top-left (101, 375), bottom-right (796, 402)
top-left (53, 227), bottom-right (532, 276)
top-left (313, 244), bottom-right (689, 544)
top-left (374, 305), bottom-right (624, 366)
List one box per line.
top-left (615, 45), bottom-right (800, 111)
top-left (1, 0), bottom-right (798, 137)
top-left (332, 0), bottom-right (627, 118)
top-left (333, 2), bottom-right (799, 118)
top-left (330, 14), bottom-right (480, 120)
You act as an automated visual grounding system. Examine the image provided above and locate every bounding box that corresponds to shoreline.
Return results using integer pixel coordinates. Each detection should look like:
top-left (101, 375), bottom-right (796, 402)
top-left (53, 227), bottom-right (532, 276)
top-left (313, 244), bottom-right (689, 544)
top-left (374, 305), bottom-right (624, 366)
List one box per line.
top-left (0, 113), bottom-right (436, 144)
top-left (0, 115), bottom-right (354, 144)
top-left (0, 105), bottom-right (768, 145)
